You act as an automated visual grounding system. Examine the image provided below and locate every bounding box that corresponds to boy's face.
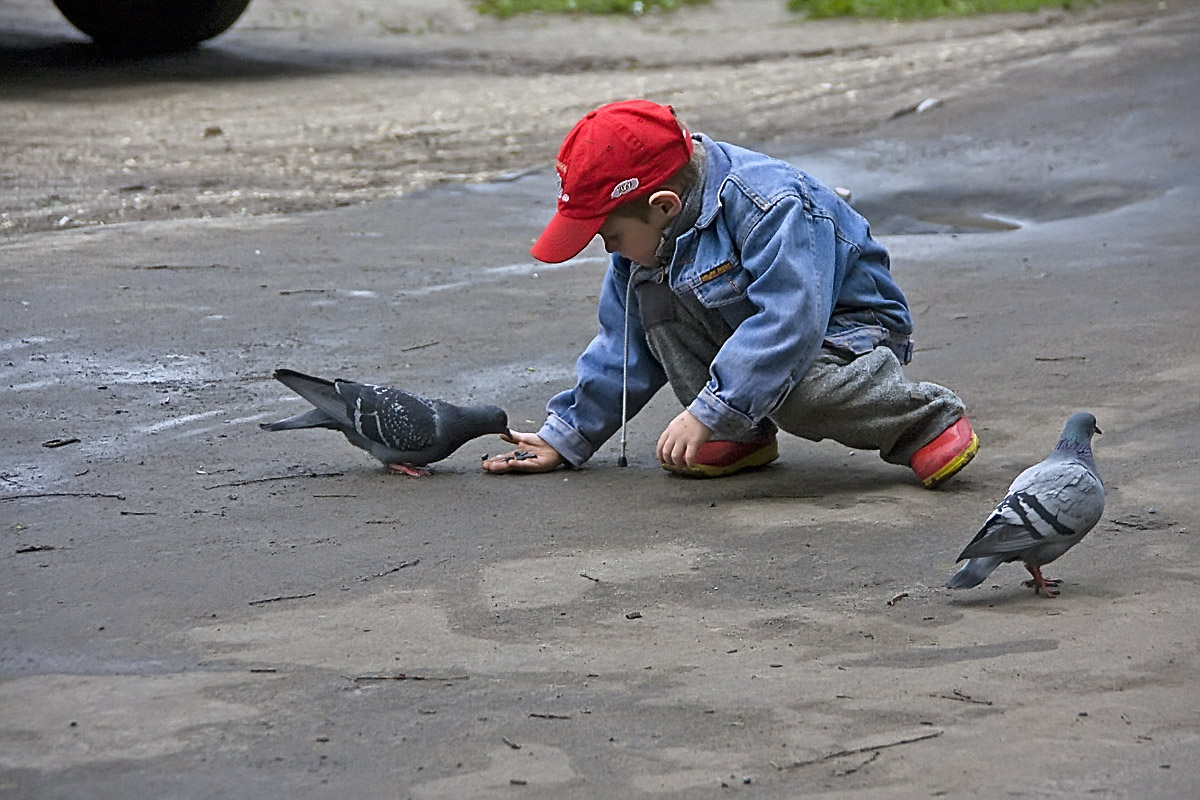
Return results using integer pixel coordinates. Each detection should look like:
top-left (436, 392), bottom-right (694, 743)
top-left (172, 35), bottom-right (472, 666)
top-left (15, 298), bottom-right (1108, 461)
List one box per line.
top-left (596, 191), bottom-right (680, 267)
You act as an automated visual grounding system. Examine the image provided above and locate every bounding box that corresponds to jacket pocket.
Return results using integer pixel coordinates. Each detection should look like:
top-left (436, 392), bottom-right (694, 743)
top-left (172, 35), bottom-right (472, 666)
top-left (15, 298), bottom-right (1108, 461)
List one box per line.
top-left (691, 260), bottom-right (750, 308)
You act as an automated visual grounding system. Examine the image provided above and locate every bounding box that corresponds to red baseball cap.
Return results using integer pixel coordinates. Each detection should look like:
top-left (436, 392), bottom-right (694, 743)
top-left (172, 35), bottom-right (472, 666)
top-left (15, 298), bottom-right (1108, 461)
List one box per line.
top-left (531, 99), bottom-right (694, 264)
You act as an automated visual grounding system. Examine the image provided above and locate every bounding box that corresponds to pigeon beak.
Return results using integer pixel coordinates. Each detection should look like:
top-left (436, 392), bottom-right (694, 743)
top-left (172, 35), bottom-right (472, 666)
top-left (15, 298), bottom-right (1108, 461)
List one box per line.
top-left (1094, 425), bottom-right (1103, 435)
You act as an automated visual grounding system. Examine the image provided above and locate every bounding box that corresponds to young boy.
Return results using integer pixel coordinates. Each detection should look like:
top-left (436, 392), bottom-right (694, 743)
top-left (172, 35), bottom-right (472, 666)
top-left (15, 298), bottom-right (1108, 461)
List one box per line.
top-left (482, 99), bottom-right (977, 486)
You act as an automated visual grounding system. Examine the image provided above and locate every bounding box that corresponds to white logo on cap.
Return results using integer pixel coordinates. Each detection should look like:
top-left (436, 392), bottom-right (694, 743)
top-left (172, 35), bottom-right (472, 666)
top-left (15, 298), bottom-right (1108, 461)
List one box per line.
top-left (611, 178), bottom-right (639, 200)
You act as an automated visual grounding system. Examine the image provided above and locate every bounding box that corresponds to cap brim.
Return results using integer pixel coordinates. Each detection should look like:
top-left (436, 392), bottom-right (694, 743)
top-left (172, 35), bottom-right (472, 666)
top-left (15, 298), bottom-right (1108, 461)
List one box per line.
top-left (531, 211), bottom-right (605, 264)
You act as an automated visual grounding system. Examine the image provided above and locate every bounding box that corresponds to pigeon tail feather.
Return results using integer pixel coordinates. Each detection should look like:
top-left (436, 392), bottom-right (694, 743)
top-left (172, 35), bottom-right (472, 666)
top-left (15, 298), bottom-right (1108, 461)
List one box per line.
top-left (259, 407), bottom-right (338, 431)
top-left (947, 556), bottom-right (1005, 589)
top-left (270, 369), bottom-right (352, 428)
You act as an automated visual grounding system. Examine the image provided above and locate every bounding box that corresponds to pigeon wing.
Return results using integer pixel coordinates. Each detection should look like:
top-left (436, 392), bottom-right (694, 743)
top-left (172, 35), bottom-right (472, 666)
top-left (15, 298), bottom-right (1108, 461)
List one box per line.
top-left (957, 460), bottom-right (1102, 560)
top-left (333, 381), bottom-right (439, 455)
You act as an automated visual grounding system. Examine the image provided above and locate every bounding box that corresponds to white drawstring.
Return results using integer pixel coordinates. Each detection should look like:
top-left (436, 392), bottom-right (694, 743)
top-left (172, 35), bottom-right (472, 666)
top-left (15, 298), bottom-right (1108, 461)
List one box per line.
top-left (618, 268), bottom-right (635, 467)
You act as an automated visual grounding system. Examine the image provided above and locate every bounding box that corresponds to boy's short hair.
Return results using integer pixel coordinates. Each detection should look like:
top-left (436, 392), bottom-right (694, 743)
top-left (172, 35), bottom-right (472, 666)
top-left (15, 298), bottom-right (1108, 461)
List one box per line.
top-left (607, 149), bottom-right (702, 222)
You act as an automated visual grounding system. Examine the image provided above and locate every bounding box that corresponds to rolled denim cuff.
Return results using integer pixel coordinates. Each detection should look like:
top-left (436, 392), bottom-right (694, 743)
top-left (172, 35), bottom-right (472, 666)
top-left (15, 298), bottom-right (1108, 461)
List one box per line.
top-left (688, 387), bottom-right (758, 439)
top-left (536, 413), bottom-right (596, 468)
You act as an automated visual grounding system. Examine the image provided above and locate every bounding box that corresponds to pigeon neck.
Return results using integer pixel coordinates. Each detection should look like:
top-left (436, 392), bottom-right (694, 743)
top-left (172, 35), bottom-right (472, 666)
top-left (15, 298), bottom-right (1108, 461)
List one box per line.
top-left (462, 407), bottom-right (507, 438)
top-left (1055, 435), bottom-right (1093, 461)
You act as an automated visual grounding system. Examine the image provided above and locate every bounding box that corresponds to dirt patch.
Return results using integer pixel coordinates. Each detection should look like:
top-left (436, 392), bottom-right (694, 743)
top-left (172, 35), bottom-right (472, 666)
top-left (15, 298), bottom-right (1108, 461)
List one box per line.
top-left (0, 0), bottom-right (1166, 235)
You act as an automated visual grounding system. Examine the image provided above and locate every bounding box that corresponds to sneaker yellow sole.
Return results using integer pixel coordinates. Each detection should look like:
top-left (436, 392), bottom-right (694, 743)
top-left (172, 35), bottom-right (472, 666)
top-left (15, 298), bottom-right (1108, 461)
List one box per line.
top-left (920, 431), bottom-right (979, 488)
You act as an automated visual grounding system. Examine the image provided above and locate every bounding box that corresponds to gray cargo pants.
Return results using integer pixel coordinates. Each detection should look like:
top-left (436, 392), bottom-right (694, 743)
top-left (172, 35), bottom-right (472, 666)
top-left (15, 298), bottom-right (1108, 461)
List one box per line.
top-left (635, 277), bottom-right (966, 466)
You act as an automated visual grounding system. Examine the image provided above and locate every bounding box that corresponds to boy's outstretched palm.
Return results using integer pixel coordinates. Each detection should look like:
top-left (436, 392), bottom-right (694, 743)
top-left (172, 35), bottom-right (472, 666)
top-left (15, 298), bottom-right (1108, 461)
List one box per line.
top-left (481, 431), bottom-right (564, 473)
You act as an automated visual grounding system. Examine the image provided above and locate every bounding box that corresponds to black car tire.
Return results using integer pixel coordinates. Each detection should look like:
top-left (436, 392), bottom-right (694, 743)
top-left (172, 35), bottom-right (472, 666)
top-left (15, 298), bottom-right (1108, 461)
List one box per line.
top-left (52, 0), bottom-right (252, 52)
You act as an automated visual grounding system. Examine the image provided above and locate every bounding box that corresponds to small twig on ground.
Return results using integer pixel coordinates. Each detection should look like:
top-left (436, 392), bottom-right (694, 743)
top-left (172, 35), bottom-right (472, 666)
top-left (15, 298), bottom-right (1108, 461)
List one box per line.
top-left (502, 736), bottom-right (522, 750)
top-left (204, 471), bottom-right (343, 490)
top-left (134, 263), bottom-right (229, 271)
top-left (835, 750), bottom-right (880, 777)
top-left (887, 592), bottom-right (909, 606)
top-left (579, 572), bottom-right (601, 582)
top-left (351, 673), bottom-right (469, 682)
top-left (400, 340), bottom-right (439, 352)
top-left (15, 544), bottom-right (56, 553)
top-left (359, 559), bottom-right (420, 582)
top-left (248, 592), bottom-right (316, 606)
top-left (1, 491), bottom-right (125, 503)
top-left (529, 712), bottom-right (571, 720)
top-left (776, 729), bottom-right (943, 770)
top-left (933, 689), bottom-right (993, 706)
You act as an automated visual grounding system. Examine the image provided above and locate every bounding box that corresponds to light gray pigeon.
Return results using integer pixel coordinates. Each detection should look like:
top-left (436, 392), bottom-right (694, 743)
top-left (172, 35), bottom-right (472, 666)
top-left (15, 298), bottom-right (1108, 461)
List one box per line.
top-left (260, 368), bottom-right (509, 476)
top-left (947, 412), bottom-right (1104, 597)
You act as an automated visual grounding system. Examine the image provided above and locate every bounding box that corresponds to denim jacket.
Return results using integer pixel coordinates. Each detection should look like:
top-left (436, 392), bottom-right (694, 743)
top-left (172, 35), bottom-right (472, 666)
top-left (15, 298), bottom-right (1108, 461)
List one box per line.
top-left (539, 134), bottom-right (914, 467)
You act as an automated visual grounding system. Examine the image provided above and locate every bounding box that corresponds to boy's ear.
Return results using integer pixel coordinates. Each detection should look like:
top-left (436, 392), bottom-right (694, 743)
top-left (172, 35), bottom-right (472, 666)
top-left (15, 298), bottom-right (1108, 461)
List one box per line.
top-left (648, 190), bottom-right (683, 220)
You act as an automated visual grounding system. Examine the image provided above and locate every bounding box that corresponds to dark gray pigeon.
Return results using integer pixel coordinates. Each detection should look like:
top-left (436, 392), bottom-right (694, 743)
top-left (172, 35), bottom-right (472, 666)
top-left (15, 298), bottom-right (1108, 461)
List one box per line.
top-left (947, 412), bottom-right (1104, 597)
top-left (260, 368), bottom-right (509, 476)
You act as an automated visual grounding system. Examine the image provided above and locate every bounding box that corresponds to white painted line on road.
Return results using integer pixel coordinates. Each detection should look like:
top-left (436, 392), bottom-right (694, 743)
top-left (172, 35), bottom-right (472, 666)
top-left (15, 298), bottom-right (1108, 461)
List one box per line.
top-left (138, 409), bottom-right (226, 435)
top-left (396, 255), bottom-right (608, 297)
top-left (167, 411), bottom-right (280, 440)
top-left (224, 411), bottom-right (278, 426)
top-left (479, 255), bottom-right (607, 277)
top-left (397, 280), bottom-right (472, 297)
top-left (7, 379), bottom-right (60, 392)
top-left (0, 336), bottom-right (53, 352)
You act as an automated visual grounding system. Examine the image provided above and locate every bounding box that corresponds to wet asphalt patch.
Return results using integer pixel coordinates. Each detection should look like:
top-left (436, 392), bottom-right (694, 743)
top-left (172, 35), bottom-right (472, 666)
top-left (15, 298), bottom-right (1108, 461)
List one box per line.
top-left (852, 182), bottom-right (1163, 235)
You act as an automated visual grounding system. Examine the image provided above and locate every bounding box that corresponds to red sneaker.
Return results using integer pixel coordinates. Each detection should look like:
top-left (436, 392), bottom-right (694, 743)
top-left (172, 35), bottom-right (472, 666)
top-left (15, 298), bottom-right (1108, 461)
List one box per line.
top-left (910, 416), bottom-right (979, 488)
top-left (662, 433), bottom-right (779, 478)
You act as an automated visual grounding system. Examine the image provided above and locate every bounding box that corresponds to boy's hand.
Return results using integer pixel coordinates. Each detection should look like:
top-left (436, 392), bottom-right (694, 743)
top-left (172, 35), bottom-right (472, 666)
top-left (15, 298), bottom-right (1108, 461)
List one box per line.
top-left (657, 410), bottom-right (713, 469)
top-left (481, 431), bottom-right (564, 474)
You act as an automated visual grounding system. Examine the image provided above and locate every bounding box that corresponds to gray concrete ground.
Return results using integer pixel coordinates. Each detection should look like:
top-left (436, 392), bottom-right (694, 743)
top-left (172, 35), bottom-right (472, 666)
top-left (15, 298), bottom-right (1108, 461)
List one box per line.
top-left (2, 1), bottom-right (1199, 798)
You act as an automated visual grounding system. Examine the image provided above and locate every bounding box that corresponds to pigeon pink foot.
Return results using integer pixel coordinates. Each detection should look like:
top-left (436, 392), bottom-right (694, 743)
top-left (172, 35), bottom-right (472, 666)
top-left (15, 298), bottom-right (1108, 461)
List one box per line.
top-left (1024, 564), bottom-right (1061, 598)
top-left (389, 463), bottom-right (431, 477)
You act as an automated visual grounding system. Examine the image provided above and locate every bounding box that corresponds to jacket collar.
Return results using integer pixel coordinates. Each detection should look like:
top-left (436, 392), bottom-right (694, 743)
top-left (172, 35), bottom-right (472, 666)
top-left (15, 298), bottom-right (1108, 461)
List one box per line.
top-left (695, 134), bottom-right (731, 230)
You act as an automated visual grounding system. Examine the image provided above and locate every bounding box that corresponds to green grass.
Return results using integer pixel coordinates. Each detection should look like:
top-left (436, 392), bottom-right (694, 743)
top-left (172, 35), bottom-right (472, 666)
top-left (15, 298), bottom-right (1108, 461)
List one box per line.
top-left (787, 0), bottom-right (1098, 20)
top-left (474, 0), bottom-right (710, 19)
